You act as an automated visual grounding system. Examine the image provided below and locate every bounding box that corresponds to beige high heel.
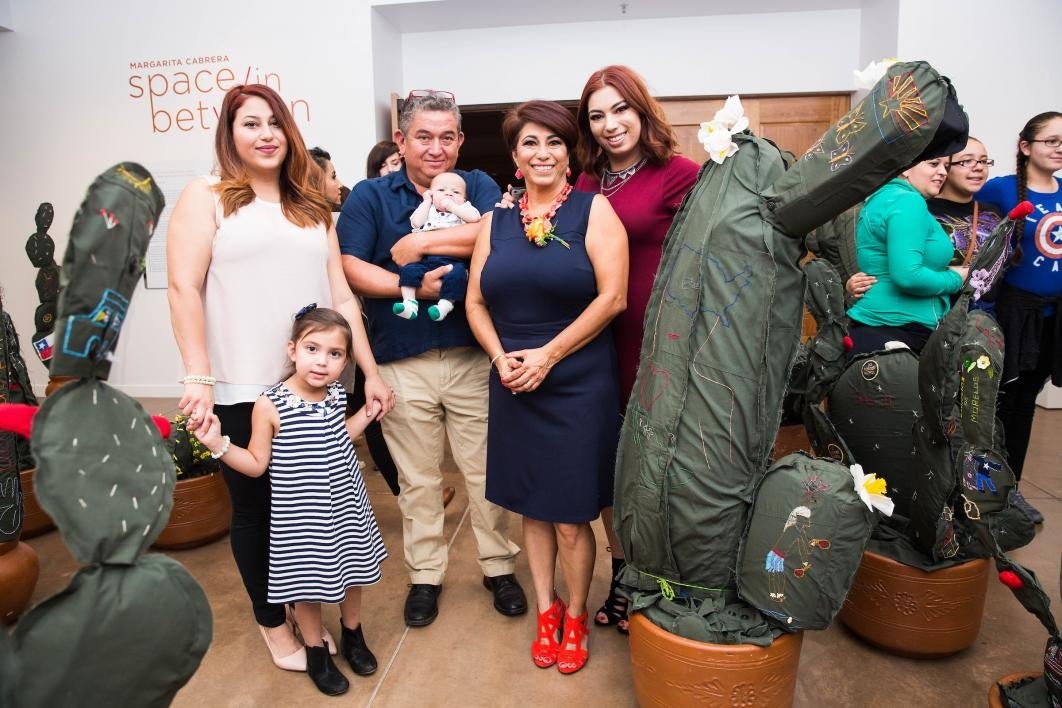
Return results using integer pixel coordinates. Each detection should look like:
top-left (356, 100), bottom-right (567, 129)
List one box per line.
top-left (287, 605), bottom-right (337, 656)
top-left (258, 625), bottom-right (307, 672)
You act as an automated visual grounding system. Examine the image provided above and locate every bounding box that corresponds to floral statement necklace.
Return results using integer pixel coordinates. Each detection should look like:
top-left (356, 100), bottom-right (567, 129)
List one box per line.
top-left (520, 183), bottom-right (573, 248)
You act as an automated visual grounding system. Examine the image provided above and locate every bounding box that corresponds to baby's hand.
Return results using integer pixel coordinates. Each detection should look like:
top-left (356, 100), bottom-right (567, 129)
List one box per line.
top-left (422, 189), bottom-right (434, 203)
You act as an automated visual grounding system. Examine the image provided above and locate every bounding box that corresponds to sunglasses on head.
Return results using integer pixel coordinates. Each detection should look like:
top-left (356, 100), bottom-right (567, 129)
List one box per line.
top-left (406, 89), bottom-right (456, 102)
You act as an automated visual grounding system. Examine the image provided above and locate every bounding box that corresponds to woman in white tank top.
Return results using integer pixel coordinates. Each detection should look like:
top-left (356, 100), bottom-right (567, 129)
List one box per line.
top-left (166, 84), bottom-right (394, 675)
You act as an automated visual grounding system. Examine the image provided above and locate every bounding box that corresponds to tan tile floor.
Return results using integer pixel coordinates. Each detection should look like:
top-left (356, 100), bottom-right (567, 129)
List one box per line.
top-left (21, 404), bottom-right (1062, 707)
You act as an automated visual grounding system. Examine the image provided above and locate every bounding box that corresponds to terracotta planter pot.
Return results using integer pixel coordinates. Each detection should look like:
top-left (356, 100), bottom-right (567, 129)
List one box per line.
top-left (987, 671), bottom-right (1042, 708)
top-left (0, 538), bottom-right (40, 625)
top-left (838, 550), bottom-right (990, 658)
top-left (19, 467), bottom-right (55, 538)
top-left (629, 612), bottom-right (803, 708)
top-left (152, 472), bottom-right (231, 550)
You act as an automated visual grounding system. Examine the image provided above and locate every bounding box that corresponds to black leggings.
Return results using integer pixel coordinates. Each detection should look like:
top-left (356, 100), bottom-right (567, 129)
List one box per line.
top-left (998, 316), bottom-right (1057, 482)
top-left (215, 402), bottom-right (285, 627)
top-left (350, 365), bottom-right (400, 496)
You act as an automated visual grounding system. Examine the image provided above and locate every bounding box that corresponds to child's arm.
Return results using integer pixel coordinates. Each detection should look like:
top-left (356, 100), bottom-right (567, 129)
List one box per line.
top-left (445, 199), bottom-right (481, 224)
top-left (409, 191), bottom-right (434, 229)
top-left (193, 397), bottom-right (278, 477)
top-left (345, 400), bottom-right (382, 440)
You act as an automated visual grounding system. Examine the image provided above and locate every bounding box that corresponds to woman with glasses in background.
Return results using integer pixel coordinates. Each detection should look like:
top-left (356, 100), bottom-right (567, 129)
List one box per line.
top-left (976, 111), bottom-right (1062, 526)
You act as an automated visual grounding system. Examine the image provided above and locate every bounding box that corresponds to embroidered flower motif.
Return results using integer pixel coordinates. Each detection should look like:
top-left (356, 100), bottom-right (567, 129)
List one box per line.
top-left (697, 95), bottom-right (747, 164)
top-left (976, 355), bottom-right (991, 370)
top-left (853, 58), bottom-right (900, 89)
top-left (969, 268), bottom-right (990, 301)
top-left (849, 464), bottom-right (895, 516)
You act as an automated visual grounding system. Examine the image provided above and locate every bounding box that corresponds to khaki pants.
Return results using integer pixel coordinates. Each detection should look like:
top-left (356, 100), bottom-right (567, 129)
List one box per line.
top-left (378, 347), bottom-right (519, 584)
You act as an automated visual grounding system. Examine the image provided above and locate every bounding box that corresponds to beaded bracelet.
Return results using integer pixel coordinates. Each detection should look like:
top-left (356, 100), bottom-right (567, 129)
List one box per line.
top-left (210, 435), bottom-right (231, 459)
top-left (182, 375), bottom-right (216, 386)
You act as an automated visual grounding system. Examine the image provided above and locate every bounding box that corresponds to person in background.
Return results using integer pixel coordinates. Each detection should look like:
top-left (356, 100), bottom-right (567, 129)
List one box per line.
top-left (466, 100), bottom-right (627, 674)
top-left (167, 84), bottom-right (393, 674)
top-left (338, 90), bottom-right (526, 628)
top-left (977, 111), bottom-right (1062, 526)
top-left (845, 156), bottom-right (967, 357)
top-left (366, 140), bottom-right (403, 179)
top-left (574, 65), bottom-right (699, 635)
top-left (309, 146), bottom-right (345, 210)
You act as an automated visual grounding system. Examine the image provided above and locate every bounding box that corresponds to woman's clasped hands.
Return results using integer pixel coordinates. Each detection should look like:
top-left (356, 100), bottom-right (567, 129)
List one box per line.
top-left (496, 347), bottom-right (555, 394)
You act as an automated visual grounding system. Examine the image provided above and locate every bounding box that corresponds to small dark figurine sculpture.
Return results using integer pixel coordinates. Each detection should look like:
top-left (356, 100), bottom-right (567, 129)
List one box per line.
top-left (0, 163), bottom-right (212, 708)
top-left (25, 203), bottom-right (59, 366)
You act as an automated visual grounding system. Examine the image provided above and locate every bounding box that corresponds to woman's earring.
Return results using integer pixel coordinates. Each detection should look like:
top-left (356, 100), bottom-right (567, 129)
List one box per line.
top-left (515, 168), bottom-right (523, 180)
top-left (565, 167), bottom-right (572, 177)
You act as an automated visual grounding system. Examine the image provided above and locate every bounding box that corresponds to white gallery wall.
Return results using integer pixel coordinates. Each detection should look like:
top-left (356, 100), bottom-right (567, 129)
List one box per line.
top-left (1, 0), bottom-right (1059, 399)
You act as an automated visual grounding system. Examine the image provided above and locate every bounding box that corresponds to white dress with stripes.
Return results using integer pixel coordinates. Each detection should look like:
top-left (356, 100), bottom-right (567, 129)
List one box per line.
top-left (265, 381), bottom-right (387, 603)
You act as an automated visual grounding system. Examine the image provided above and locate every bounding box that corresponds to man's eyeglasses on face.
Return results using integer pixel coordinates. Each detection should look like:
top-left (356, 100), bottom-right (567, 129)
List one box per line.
top-left (949, 158), bottom-right (994, 169)
top-left (1029, 138), bottom-right (1062, 149)
top-left (407, 89), bottom-right (456, 102)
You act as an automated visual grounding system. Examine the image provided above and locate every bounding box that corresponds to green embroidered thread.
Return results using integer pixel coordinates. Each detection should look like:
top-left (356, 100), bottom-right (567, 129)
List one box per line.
top-left (635, 569), bottom-right (726, 597)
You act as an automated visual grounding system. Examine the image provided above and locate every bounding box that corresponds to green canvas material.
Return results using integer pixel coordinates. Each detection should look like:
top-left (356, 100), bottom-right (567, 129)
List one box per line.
top-left (50, 163), bottom-right (164, 380)
top-left (12, 557), bottom-right (212, 707)
top-left (789, 258), bottom-right (849, 413)
top-left (764, 62), bottom-right (964, 236)
top-left (805, 206), bottom-right (862, 310)
top-left (736, 453), bottom-right (873, 630)
top-left (614, 61), bottom-right (967, 644)
top-left (32, 379), bottom-right (175, 564)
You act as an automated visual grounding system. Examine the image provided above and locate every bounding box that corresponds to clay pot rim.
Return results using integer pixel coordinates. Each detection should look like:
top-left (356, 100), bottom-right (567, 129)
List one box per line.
top-left (629, 611), bottom-right (802, 654)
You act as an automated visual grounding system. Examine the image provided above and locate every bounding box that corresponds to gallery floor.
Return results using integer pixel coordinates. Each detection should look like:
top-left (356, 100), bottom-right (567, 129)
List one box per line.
top-left (22, 406), bottom-right (1062, 707)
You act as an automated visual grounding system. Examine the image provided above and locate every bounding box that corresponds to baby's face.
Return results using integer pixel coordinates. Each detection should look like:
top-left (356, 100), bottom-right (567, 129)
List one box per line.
top-left (430, 174), bottom-right (466, 208)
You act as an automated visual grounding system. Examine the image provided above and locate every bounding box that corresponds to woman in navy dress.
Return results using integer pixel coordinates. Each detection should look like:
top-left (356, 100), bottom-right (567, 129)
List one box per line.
top-left (466, 100), bottom-right (628, 675)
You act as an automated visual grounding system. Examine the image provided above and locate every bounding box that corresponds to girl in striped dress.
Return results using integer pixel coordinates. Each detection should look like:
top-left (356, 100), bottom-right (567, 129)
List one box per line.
top-left (195, 306), bottom-right (387, 697)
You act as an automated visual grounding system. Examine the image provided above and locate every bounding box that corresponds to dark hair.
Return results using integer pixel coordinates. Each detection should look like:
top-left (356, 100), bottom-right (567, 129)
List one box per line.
top-left (214, 84), bottom-right (331, 229)
top-left (309, 146), bottom-right (331, 168)
top-left (1012, 112), bottom-right (1062, 264)
top-left (398, 94), bottom-right (462, 136)
top-left (501, 100), bottom-right (578, 154)
top-left (366, 140), bottom-right (399, 179)
top-left (289, 307), bottom-right (353, 363)
top-left (576, 65), bottom-right (680, 176)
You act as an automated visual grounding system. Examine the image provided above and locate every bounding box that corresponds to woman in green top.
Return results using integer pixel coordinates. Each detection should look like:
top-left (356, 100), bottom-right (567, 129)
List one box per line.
top-left (846, 157), bottom-right (968, 356)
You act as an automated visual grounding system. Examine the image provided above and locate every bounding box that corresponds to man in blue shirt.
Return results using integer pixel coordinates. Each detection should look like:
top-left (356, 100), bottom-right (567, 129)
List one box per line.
top-left (338, 92), bottom-right (525, 627)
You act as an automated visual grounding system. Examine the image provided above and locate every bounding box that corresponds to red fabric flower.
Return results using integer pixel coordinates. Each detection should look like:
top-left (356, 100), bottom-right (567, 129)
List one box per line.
top-left (1008, 201), bottom-right (1035, 221)
top-left (843, 335), bottom-right (854, 353)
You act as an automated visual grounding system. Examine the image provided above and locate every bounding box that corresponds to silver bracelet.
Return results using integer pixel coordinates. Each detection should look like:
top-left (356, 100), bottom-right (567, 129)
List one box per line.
top-left (182, 375), bottom-right (216, 386)
top-left (489, 353), bottom-right (505, 368)
top-left (210, 435), bottom-right (230, 459)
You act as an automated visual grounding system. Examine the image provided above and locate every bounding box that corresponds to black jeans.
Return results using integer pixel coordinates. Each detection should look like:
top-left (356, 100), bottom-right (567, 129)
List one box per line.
top-left (998, 315), bottom-right (1057, 482)
top-left (847, 320), bottom-right (933, 359)
top-left (215, 402), bottom-right (285, 627)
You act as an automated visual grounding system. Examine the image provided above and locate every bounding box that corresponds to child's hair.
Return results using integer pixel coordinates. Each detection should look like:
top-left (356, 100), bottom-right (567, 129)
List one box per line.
top-left (1012, 111), bottom-right (1062, 265)
top-left (290, 306), bottom-right (354, 362)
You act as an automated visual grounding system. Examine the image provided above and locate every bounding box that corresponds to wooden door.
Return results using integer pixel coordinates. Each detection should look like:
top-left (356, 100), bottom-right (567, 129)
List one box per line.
top-left (660, 93), bottom-right (851, 162)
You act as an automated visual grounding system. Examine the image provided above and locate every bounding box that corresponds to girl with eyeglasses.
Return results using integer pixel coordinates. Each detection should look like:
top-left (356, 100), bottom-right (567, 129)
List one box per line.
top-left (930, 137), bottom-right (1005, 268)
top-left (975, 111), bottom-right (1062, 525)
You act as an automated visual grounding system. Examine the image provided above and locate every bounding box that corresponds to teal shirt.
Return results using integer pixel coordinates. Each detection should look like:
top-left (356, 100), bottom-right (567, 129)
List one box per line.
top-left (848, 178), bottom-right (963, 329)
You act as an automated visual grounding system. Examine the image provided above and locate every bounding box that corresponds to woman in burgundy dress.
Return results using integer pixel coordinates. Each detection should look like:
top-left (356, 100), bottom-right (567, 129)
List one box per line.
top-left (575, 65), bottom-right (700, 634)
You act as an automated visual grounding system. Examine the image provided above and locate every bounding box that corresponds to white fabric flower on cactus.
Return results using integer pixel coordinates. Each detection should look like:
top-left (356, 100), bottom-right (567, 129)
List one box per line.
top-left (853, 58), bottom-right (900, 89)
top-left (849, 464), bottom-right (895, 517)
top-left (697, 95), bottom-right (748, 164)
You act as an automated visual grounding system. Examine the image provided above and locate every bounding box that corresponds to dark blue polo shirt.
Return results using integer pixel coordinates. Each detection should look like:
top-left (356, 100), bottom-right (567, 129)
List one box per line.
top-left (336, 165), bottom-right (501, 364)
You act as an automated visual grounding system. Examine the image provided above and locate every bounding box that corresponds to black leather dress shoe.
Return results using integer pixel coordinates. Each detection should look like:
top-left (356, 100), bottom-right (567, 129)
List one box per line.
top-left (482, 574), bottom-right (528, 616)
top-left (404, 583), bottom-right (441, 627)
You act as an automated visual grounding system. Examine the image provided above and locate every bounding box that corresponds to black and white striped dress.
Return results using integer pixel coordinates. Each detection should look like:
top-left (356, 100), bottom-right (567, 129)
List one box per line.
top-left (264, 381), bottom-right (387, 603)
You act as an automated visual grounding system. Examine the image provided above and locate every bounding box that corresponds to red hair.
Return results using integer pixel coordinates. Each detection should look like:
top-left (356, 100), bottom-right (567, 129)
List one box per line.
top-left (576, 65), bottom-right (679, 176)
top-left (214, 84), bottom-right (331, 229)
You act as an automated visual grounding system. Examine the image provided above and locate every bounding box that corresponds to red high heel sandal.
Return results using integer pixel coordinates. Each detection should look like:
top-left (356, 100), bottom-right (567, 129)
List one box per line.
top-left (531, 596), bottom-right (566, 669)
top-left (557, 610), bottom-right (590, 675)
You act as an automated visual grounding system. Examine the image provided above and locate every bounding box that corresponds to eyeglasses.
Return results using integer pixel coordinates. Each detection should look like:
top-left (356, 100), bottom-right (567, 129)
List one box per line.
top-left (949, 158), bottom-right (994, 169)
top-left (406, 89), bottom-right (456, 102)
top-left (1029, 138), bottom-right (1062, 149)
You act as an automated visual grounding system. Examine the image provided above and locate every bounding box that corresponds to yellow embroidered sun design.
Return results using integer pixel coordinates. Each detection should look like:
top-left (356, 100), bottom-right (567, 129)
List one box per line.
top-left (878, 72), bottom-right (929, 134)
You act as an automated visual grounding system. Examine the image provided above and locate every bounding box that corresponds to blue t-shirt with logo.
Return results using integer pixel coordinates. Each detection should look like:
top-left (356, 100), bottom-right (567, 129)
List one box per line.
top-left (977, 174), bottom-right (1062, 297)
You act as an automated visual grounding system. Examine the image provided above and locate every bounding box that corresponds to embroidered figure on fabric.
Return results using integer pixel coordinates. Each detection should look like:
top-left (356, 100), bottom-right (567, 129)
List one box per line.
top-left (800, 474), bottom-right (831, 505)
top-left (765, 506), bottom-right (831, 602)
top-left (961, 453), bottom-right (1000, 494)
top-left (115, 165), bottom-right (155, 195)
top-left (834, 106), bottom-right (868, 144)
top-left (829, 141), bottom-right (855, 172)
top-left (878, 72), bottom-right (929, 135)
top-left (637, 366), bottom-right (670, 412)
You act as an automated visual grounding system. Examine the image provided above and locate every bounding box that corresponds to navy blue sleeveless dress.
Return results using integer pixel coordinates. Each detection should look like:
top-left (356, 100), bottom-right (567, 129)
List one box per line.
top-left (479, 190), bottom-right (621, 523)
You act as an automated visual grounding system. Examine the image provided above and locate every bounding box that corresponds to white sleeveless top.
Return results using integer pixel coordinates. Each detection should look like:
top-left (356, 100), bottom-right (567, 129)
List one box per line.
top-left (202, 176), bottom-right (332, 405)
